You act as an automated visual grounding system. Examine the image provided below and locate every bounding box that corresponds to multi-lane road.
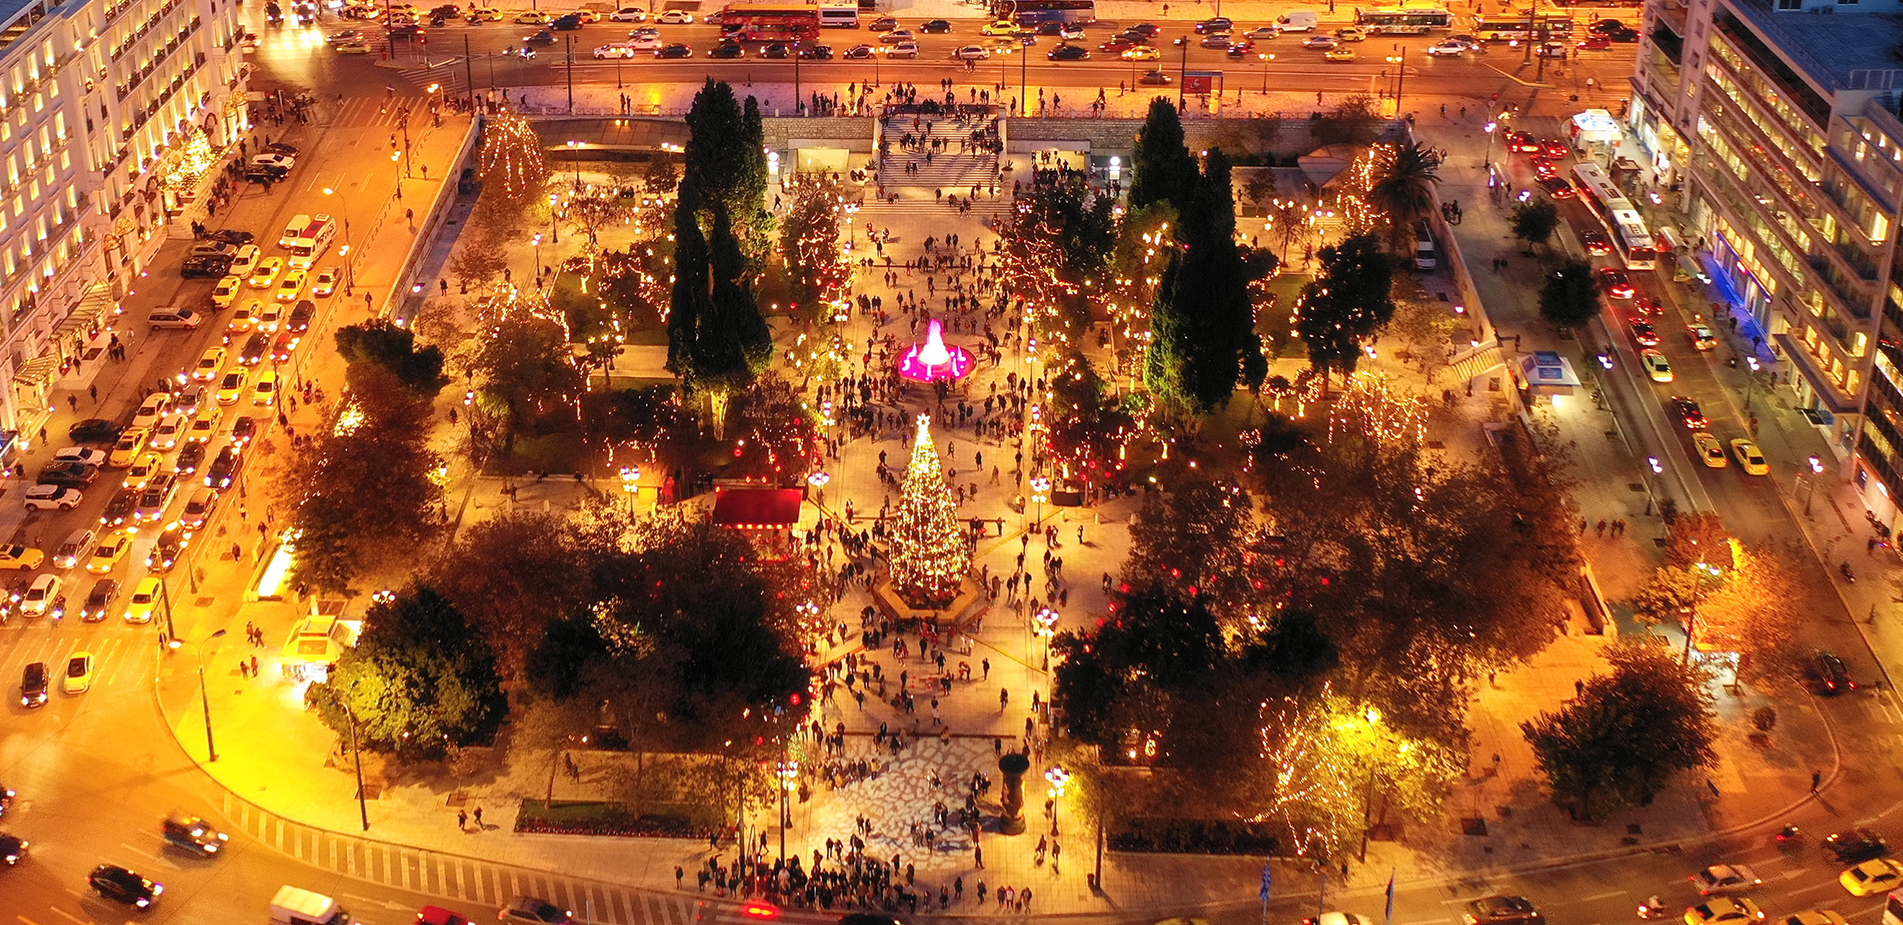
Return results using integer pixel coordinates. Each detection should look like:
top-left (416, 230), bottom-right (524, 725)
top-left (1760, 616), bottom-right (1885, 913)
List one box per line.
top-left (250, 12), bottom-right (1636, 107)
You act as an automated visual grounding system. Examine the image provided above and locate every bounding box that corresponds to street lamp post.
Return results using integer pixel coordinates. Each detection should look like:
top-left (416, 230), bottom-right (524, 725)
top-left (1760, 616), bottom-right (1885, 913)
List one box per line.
top-left (533, 232), bottom-right (544, 281)
top-left (548, 193), bottom-right (561, 244)
top-left (1387, 46), bottom-right (1406, 117)
top-left (619, 465), bottom-right (641, 514)
top-left (1029, 475), bottom-right (1051, 530)
top-left (1258, 52), bottom-right (1275, 94)
top-left (566, 140), bottom-right (584, 190)
top-left (322, 187), bottom-right (356, 296)
top-left (1045, 766), bottom-right (1069, 837)
top-left (169, 629), bottom-right (229, 762)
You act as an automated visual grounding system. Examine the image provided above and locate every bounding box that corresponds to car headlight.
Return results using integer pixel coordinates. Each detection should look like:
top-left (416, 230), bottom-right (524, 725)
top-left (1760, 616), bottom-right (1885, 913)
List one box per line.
top-left (204, 842), bottom-right (219, 852)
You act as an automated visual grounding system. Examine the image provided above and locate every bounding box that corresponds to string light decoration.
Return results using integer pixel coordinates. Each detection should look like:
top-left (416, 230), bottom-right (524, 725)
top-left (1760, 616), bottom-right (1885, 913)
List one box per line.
top-left (1325, 375), bottom-right (1430, 449)
top-left (888, 415), bottom-right (970, 607)
top-left (779, 175), bottom-right (853, 312)
top-left (1329, 145), bottom-right (1392, 240)
top-left (477, 113), bottom-right (553, 209)
top-left (159, 129), bottom-right (216, 194)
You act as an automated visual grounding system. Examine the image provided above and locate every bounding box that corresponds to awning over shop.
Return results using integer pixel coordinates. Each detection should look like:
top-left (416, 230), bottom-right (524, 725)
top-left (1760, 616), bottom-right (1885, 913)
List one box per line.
top-left (12, 352), bottom-right (59, 388)
top-left (710, 488), bottom-right (804, 529)
top-left (54, 284), bottom-right (114, 340)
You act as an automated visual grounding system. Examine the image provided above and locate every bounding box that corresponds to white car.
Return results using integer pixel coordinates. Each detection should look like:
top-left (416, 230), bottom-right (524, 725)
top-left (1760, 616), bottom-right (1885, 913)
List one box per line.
top-left (23, 484), bottom-right (83, 511)
top-left (1693, 865), bottom-right (1762, 896)
top-left (1426, 39), bottom-right (1467, 56)
top-left (311, 266), bottom-right (341, 297)
top-left (953, 44), bottom-right (989, 59)
top-left (250, 153), bottom-right (295, 172)
top-left (1300, 34), bottom-right (1337, 48)
top-left (21, 573), bottom-right (61, 617)
top-left (625, 34), bottom-right (661, 48)
top-left (229, 244), bottom-right (262, 277)
top-left (886, 42), bottom-right (920, 58)
top-left (594, 42), bottom-right (639, 57)
top-left (609, 5), bottom-right (645, 21)
top-left (656, 9), bottom-right (690, 23)
top-left (52, 447), bottom-right (108, 466)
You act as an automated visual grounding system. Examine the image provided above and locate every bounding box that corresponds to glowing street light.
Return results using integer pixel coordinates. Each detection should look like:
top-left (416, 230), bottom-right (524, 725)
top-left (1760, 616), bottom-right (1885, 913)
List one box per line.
top-left (619, 465), bottom-right (641, 513)
top-left (1045, 766), bottom-right (1070, 836)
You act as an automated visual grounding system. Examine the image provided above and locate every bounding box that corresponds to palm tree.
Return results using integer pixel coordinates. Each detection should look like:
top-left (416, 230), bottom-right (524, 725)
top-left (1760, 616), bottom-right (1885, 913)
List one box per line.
top-left (1368, 141), bottom-right (1443, 252)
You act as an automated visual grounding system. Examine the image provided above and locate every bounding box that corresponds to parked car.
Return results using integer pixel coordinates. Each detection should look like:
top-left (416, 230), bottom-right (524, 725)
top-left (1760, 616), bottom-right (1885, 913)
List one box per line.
top-left (23, 484), bottom-right (83, 511)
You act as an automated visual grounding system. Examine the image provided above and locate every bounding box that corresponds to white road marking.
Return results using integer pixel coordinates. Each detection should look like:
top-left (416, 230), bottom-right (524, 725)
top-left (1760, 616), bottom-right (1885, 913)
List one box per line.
top-left (43, 908), bottom-right (85, 925)
top-left (1580, 890), bottom-right (1629, 901)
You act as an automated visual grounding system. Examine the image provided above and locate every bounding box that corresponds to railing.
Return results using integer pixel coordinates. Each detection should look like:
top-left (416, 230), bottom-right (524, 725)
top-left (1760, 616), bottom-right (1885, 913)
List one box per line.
top-left (109, 0), bottom-right (188, 61)
top-left (114, 18), bottom-right (200, 99)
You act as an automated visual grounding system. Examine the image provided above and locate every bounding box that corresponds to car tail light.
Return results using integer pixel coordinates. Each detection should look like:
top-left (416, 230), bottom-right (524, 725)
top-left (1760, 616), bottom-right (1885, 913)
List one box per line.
top-left (740, 903), bottom-right (781, 919)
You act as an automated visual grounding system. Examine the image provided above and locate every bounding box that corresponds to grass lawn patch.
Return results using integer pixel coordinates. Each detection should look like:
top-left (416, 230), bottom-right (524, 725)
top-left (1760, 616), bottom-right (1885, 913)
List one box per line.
top-left (484, 432), bottom-right (590, 477)
top-left (514, 799), bottom-right (725, 838)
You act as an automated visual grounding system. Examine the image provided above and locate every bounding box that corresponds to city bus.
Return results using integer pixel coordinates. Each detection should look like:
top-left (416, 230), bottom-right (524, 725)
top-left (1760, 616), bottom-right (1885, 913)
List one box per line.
top-left (998, 0), bottom-right (1096, 25)
top-left (1471, 12), bottom-right (1575, 42)
top-left (1355, 4), bottom-right (1455, 34)
top-left (818, 2), bottom-right (858, 26)
top-left (1573, 163), bottom-right (1658, 269)
top-left (716, 2), bottom-right (822, 41)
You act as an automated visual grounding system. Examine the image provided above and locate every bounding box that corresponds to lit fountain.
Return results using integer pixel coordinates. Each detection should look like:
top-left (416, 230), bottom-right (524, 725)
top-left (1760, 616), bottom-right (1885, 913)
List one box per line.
top-left (897, 318), bottom-right (975, 382)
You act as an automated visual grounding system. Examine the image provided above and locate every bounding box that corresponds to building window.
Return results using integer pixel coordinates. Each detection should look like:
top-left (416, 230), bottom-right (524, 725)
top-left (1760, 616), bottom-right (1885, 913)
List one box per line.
top-left (1776, 0), bottom-right (1800, 9)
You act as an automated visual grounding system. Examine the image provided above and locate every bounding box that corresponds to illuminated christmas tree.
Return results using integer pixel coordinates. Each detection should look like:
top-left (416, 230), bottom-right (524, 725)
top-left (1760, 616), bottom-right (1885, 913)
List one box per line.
top-left (890, 415), bottom-right (970, 607)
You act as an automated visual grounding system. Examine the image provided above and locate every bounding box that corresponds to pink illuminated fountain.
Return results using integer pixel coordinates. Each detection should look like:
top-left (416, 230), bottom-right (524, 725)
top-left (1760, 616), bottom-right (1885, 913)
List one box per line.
top-left (897, 318), bottom-right (975, 382)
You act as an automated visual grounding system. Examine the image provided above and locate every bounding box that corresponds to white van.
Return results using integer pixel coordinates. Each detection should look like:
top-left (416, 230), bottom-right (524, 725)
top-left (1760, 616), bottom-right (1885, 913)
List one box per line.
top-left (1413, 222), bottom-right (1438, 270)
top-left (147, 307), bottom-right (203, 329)
top-left (287, 216), bottom-right (336, 269)
top-left (270, 886), bottom-right (351, 925)
top-left (1275, 10), bottom-right (1318, 31)
top-left (278, 214), bottom-right (311, 249)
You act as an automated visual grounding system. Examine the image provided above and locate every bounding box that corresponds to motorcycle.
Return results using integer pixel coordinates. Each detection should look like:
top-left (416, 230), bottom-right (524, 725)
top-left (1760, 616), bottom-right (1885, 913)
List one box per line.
top-left (1842, 562), bottom-right (1856, 583)
top-left (1777, 825), bottom-right (1801, 843)
top-left (1638, 900), bottom-right (1672, 920)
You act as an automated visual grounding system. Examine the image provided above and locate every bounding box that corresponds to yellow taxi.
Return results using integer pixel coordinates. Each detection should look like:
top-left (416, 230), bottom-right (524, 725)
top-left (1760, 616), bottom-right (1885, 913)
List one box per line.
top-left (248, 256), bottom-right (283, 289)
top-left (124, 452), bottom-right (164, 492)
top-left (86, 533), bottom-right (131, 574)
top-left (108, 427), bottom-right (149, 468)
top-left (276, 269), bottom-right (307, 303)
top-left (192, 346), bottom-right (227, 382)
top-left (1729, 439), bottom-right (1769, 475)
top-left (217, 369), bottom-right (250, 406)
top-left (211, 275), bottom-right (243, 307)
top-left (1692, 432), bottom-right (1727, 468)
top-left (1323, 47), bottom-right (1356, 61)
top-left (982, 19), bottom-right (1019, 35)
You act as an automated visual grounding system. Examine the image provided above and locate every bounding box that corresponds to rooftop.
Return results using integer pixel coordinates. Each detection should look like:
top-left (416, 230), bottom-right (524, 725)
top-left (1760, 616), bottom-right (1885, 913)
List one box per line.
top-left (1727, 0), bottom-right (1903, 95)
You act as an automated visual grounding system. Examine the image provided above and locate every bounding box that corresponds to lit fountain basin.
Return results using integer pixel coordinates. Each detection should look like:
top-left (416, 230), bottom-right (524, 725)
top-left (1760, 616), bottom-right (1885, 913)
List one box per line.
top-left (897, 319), bottom-right (975, 382)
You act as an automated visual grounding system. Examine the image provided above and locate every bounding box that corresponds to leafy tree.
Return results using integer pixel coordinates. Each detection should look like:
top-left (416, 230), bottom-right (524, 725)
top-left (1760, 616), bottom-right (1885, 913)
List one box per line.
top-left (681, 80), bottom-right (772, 263)
top-left (1368, 142), bottom-right (1442, 249)
top-left (450, 235), bottom-right (510, 291)
top-left (469, 315), bottom-right (585, 447)
top-left (1122, 479), bottom-right (1267, 620)
top-left (1310, 95), bottom-right (1385, 148)
top-left (1266, 197), bottom-right (1314, 263)
top-left (779, 177), bottom-right (851, 312)
top-left (585, 514), bottom-right (812, 749)
top-left (1144, 148), bottom-right (1264, 414)
top-left (1539, 258), bottom-right (1601, 328)
top-left (1128, 98), bottom-right (1198, 212)
top-left (1694, 541), bottom-right (1805, 679)
top-left (1664, 512), bottom-right (1734, 570)
top-left (280, 367), bottom-right (443, 592)
top-left (667, 186), bottom-right (713, 383)
top-left (563, 191), bottom-right (631, 246)
top-left (1296, 233), bottom-right (1395, 388)
top-left (1522, 643), bottom-right (1717, 819)
top-left (1001, 170), bottom-right (1118, 340)
top-left (1511, 199), bottom-right (1561, 250)
top-left (335, 319), bottom-right (448, 397)
top-left (1045, 351), bottom-right (1138, 490)
top-left (428, 511), bottom-right (595, 678)
top-left (310, 585), bottom-right (508, 761)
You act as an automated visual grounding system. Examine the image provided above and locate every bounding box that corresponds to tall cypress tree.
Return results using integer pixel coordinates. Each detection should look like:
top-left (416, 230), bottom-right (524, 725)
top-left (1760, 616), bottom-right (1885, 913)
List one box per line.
top-left (1144, 148), bottom-right (1262, 414)
top-left (707, 201), bottom-right (773, 382)
top-left (665, 186), bottom-right (711, 386)
top-left (1128, 98), bottom-right (1197, 213)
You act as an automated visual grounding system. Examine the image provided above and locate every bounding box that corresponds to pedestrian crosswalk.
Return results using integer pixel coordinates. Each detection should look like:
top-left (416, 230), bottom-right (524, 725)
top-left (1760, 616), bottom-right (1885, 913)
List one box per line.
top-left (0, 630), bottom-right (145, 696)
top-left (216, 791), bottom-right (704, 925)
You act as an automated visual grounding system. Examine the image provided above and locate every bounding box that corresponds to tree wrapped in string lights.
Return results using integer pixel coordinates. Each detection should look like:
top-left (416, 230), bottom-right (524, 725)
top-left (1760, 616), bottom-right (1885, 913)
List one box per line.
top-left (888, 415), bottom-right (970, 608)
top-left (477, 112), bottom-right (553, 213)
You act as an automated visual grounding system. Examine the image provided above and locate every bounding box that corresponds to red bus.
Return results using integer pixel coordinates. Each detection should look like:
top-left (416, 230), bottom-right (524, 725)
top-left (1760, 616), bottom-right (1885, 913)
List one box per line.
top-left (719, 2), bottom-right (821, 41)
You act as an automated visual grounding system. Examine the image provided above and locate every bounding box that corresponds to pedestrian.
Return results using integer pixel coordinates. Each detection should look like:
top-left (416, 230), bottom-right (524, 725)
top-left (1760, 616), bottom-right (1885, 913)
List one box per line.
top-left (232, 542), bottom-right (242, 561)
top-left (67, 394), bottom-right (77, 412)
top-left (1000, 688), bottom-right (1009, 710)
top-left (239, 659), bottom-right (249, 678)
top-left (982, 657), bottom-right (990, 679)
top-left (473, 806), bottom-right (484, 828)
top-left (1811, 770), bottom-right (1822, 793)
top-left (251, 655), bottom-right (260, 676)
top-left (676, 866), bottom-right (685, 889)
top-left (458, 809), bottom-right (468, 830)
top-left (974, 844), bottom-right (984, 868)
